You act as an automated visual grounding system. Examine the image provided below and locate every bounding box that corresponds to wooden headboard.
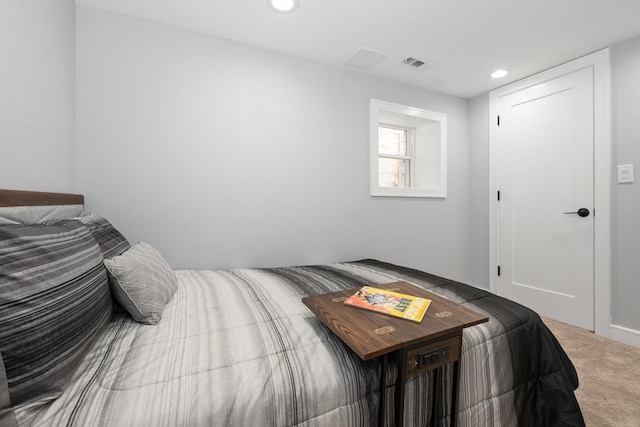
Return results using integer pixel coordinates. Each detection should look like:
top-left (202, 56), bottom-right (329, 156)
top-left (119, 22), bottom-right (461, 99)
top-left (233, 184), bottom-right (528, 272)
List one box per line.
top-left (0, 189), bottom-right (84, 208)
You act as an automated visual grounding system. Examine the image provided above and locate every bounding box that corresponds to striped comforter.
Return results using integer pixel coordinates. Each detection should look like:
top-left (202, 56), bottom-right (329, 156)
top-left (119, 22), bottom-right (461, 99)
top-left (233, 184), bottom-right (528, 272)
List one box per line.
top-left (14, 260), bottom-right (584, 427)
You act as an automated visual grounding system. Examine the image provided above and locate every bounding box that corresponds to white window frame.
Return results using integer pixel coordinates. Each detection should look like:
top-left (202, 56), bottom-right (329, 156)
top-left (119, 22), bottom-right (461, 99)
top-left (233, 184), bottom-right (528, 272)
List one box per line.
top-left (370, 99), bottom-right (447, 198)
top-left (377, 123), bottom-right (415, 187)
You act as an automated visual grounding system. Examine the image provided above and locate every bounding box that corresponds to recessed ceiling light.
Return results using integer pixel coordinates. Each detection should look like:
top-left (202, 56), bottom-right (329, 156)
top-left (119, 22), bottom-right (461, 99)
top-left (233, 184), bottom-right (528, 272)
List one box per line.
top-left (491, 69), bottom-right (509, 79)
top-left (268, 0), bottom-right (299, 13)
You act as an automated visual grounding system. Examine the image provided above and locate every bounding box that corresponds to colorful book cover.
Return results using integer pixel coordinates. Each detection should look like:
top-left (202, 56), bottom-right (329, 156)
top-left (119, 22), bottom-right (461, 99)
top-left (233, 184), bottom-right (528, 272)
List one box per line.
top-left (343, 286), bottom-right (431, 323)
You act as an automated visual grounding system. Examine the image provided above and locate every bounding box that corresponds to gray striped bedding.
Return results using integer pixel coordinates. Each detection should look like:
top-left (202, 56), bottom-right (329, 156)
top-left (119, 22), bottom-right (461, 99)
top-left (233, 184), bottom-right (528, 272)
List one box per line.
top-left (13, 260), bottom-right (584, 427)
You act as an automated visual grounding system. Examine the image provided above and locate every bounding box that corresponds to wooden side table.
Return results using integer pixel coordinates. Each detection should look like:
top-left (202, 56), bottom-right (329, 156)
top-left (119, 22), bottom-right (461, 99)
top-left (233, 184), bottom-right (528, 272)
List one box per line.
top-left (302, 281), bottom-right (488, 426)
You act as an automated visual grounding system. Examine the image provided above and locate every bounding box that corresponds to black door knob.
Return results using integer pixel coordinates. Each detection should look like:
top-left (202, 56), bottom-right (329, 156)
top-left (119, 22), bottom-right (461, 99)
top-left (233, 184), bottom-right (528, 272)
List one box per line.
top-left (564, 208), bottom-right (590, 217)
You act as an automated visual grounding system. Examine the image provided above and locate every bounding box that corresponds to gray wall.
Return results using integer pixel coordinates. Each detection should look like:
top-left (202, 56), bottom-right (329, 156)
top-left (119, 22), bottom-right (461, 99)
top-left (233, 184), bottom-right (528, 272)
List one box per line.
top-left (0, 0), bottom-right (76, 192)
top-left (467, 94), bottom-right (490, 289)
top-left (611, 36), bottom-right (640, 331)
top-left (75, 6), bottom-right (471, 279)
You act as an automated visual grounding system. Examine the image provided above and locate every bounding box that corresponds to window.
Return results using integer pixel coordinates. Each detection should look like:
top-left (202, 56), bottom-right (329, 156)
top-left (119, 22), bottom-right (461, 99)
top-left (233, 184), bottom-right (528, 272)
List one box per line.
top-left (378, 125), bottom-right (413, 188)
top-left (370, 99), bottom-right (447, 198)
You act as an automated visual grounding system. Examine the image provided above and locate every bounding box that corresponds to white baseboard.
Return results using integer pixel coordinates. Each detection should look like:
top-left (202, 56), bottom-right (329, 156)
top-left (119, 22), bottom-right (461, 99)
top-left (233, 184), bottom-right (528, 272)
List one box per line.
top-left (609, 324), bottom-right (640, 348)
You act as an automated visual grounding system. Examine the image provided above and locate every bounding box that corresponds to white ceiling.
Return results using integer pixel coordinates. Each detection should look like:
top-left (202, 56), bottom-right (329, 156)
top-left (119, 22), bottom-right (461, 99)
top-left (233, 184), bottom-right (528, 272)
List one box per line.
top-left (75, 0), bottom-right (640, 99)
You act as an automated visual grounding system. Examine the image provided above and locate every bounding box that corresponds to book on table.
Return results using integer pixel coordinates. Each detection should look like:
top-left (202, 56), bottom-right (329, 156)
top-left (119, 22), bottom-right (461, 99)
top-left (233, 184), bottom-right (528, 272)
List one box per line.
top-left (343, 285), bottom-right (431, 323)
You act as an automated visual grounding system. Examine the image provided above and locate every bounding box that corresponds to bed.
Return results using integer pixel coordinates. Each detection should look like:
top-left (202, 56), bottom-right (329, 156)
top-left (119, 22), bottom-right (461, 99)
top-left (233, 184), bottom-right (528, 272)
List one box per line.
top-left (0, 189), bottom-right (585, 427)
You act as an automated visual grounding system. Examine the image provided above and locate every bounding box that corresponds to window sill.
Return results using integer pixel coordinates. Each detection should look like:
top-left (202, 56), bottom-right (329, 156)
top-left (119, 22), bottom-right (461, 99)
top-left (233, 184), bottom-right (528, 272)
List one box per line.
top-left (371, 187), bottom-right (447, 198)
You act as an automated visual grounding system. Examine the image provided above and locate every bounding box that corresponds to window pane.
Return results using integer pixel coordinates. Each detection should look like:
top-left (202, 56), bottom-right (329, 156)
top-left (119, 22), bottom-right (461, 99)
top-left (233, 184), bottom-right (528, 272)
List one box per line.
top-left (379, 157), bottom-right (410, 188)
top-left (378, 126), bottom-right (407, 156)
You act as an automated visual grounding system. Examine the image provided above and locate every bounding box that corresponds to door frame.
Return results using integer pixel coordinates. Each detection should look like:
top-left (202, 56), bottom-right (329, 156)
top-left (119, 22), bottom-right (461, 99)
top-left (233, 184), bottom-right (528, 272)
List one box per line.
top-left (488, 49), bottom-right (611, 337)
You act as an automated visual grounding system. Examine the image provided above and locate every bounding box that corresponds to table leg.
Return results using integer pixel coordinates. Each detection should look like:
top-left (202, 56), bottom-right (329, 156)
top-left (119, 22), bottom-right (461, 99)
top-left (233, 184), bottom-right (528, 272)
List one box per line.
top-left (432, 367), bottom-right (441, 425)
top-left (394, 349), bottom-right (407, 427)
top-left (450, 361), bottom-right (461, 427)
top-left (379, 354), bottom-right (387, 427)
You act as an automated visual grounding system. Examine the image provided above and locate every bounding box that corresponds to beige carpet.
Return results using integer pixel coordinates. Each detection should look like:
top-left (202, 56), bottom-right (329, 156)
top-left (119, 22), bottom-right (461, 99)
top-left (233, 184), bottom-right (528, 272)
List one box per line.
top-left (543, 318), bottom-right (640, 426)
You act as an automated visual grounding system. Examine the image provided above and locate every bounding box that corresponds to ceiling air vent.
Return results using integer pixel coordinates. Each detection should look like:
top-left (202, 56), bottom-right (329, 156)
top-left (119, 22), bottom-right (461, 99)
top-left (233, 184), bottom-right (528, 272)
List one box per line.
top-left (399, 56), bottom-right (436, 72)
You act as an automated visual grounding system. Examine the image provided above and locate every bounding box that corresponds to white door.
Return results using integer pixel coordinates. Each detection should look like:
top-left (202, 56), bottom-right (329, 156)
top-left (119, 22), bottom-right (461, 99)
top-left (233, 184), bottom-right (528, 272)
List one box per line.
top-left (496, 66), bottom-right (594, 330)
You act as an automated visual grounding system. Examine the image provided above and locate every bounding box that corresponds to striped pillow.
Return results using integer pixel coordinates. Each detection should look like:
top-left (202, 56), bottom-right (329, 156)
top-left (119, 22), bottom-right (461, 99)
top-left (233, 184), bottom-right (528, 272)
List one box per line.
top-left (76, 212), bottom-right (131, 259)
top-left (0, 220), bottom-right (113, 406)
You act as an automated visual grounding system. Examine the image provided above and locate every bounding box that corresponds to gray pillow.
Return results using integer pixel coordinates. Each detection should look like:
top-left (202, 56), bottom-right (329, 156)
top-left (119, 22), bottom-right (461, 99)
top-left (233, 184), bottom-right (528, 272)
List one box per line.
top-left (103, 243), bottom-right (177, 325)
